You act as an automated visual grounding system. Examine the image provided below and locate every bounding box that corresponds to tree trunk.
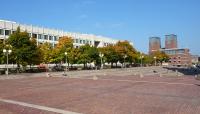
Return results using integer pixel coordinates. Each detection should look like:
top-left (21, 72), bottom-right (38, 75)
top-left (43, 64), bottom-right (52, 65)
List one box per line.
top-left (17, 63), bottom-right (20, 73)
top-left (111, 62), bottom-right (113, 68)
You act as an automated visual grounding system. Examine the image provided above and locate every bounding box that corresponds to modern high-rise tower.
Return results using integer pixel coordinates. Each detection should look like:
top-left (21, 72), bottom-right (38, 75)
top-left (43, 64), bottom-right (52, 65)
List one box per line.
top-left (165, 34), bottom-right (177, 49)
top-left (149, 37), bottom-right (161, 54)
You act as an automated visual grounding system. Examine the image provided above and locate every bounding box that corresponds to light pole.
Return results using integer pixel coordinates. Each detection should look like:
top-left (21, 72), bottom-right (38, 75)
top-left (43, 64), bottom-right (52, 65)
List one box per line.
top-left (3, 49), bottom-right (12, 75)
top-left (140, 55), bottom-right (144, 67)
top-left (65, 52), bottom-right (68, 71)
top-left (124, 54), bottom-right (127, 68)
top-left (99, 52), bottom-right (104, 69)
top-left (154, 56), bottom-right (157, 66)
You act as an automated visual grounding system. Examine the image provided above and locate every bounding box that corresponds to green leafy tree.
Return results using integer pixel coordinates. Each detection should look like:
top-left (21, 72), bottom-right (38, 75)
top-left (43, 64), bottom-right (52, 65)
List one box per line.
top-left (0, 40), bottom-right (5, 64)
top-left (115, 41), bottom-right (137, 66)
top-left (68, 48), bottom-right (80, 68)
top-left (7, 27), bottom-right (40, 70)
top-left (101, 45), bottom-right (119, 67)
top-left (151, 51), bottom-right (169, 65)
top-left (51, 36), bottom-right (73, 64)
top-left (38, 42), bottom-right (53, 64)
top-left (78, 44), bottom-right (91, 69)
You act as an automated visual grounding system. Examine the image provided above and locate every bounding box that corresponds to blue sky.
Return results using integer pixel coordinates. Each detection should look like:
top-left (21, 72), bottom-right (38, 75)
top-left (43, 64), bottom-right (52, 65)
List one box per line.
top-left (1, 0), bottom-right (200, 55)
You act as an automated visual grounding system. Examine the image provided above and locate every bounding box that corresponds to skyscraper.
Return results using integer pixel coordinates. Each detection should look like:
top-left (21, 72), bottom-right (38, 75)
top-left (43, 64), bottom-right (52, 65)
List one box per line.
top-left (165, 34), bottom-right (177, 49)
top-left (149, 37), bottom-right (161, 54)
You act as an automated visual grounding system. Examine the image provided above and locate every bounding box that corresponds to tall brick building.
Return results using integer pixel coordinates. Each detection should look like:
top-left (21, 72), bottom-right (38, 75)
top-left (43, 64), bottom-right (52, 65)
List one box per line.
top-left (149, 37), bottom-right (161, 54)
top-left (165, 34), bottom-right (177, 49)
top-left (149, 34), bottom-right (191, 66)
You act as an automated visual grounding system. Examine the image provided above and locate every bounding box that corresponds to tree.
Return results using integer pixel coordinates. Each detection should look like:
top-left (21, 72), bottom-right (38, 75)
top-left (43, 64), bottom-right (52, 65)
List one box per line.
top-left (51, 36), bottom-right (73, 63)
top-left (0, 40), bottom-right (5, 64)
top-left (78, 44), bottom-right (91, 69)
top-left (67, 48), bottom-right (80, 68)
top-left (151, 51), bottom-right (169, 65)
top-left (115, 41), bottom-right (137, 66)
top-left (38, 42), bottom-right (53, 64)
top-left (7, 27), bottom-right (40, 70)
top-left (101, 45), bottom-right (119, 67)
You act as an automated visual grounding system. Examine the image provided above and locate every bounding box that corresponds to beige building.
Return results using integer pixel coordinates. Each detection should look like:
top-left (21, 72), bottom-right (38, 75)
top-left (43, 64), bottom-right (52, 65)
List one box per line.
top-left (0, 19), bottom-right (120, 48)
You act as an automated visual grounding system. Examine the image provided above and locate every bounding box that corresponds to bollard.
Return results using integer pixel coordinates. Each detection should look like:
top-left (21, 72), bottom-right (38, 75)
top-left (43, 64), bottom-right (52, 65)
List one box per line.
top-left (46, 72), bottom-right (51, 77)
top-left (140, 73), bottom-right (144, 78)
top-left (93, 75), bottom-right (98, 80)
top-left (62, 72), bottom-right (67, 76)
top-left (159, 73), bottom-right (162, 77)
top-left (176, 70), bottom-right (178, 76)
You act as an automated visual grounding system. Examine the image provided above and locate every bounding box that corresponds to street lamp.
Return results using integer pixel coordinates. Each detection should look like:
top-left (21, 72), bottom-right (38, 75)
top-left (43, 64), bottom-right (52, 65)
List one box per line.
top-left (65, 52), bottom-right (68, 71)
top-left (140, 55), bottom-right (144, 67)
top-left (124, 54), bottom-right (127, 68)
top-left (99, 52), bottom-right (104, 69)
top-left (154, 56), bottom-right (157, 66)
top-left (3, 49), bottom-right (12, 75)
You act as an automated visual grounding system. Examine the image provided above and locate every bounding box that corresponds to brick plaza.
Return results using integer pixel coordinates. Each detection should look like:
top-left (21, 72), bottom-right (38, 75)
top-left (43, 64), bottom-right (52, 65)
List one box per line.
top-left (0, 68), bottom-right (200, 114)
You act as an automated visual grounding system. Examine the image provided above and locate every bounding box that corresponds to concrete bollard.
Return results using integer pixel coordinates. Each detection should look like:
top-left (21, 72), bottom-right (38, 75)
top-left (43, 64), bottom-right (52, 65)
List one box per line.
top-left (93, 75), bottom-right (98, 80)
top-left (140, 73), bottom-right (144, 78)
top-left (46, 72), bottom-right (51, 77)
top-left (62, 72), bottom-right (67, 76)
top-left (159, 73), bottom-right (162, 77)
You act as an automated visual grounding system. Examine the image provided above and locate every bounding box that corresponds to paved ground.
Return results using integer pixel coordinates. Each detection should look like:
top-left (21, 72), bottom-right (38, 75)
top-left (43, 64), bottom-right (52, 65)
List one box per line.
top-left (0, 72), bottom-right (200, 114)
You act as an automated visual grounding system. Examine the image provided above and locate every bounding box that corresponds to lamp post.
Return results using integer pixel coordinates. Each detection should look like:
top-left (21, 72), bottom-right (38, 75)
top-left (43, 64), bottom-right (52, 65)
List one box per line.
top-left (65, 52), bottom-right (68, 71)
top-left (3, 49), bottom-right (12, 75)
top-left (154, 56), bottom-right (157, 66)
top-left (99, 52), bottom-right (104, 69)
top-left (124, 54), bottom-right (127, 68)
top-left (140, 55), bottom-right (144, 67)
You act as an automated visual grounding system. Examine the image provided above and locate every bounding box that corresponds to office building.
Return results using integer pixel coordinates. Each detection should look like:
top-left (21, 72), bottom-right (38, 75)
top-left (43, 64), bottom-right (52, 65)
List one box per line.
top-left (149, 34), bottom-right (191, 66)
top-left (149, 37), bottom-right (161, 54)
top-left (0, 20), bottom-right (119, 48)
top-left (165, 34), bottom-right (177, 49)
top-left (161, 48), bottom-right (191, 66)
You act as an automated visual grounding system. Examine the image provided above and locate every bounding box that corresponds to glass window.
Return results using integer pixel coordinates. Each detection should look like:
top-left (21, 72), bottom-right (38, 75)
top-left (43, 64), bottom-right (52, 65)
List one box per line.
top-left (0, 29), bottom-right (4, 35)
top-left (38, 34), bottom-right (42, 39)
top-left (80, 40), bottom-right (82, 44)
top-left (54, 36), bottom-right (57, 41)
top-left (49, 36), bottom-right (52, 40)
top-left (5, 30), bottom-right (11, 36)
top-left (76, 39), bottom-right (79, 43)
top-left (83, 40), bottom-right (85, 44)
top-left (44, 35), bottom-right (48, 40)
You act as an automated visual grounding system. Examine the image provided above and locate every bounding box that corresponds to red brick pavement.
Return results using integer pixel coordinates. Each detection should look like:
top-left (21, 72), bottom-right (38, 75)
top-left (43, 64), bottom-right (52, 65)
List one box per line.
top-left (0, 75), bottom-right (200, 114)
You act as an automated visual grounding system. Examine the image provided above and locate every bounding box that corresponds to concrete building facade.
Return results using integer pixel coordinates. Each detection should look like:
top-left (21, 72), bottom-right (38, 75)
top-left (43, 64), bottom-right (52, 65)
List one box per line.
top-left (0, 20), bottom-right (119, 48)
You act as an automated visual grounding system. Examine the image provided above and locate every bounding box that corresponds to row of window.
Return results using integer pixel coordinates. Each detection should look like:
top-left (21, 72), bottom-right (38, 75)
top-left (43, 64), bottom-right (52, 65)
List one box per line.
top-left (0, 29), bottom-right (12, 35)
top-left (0, 29), bottom-right (100, 45)
top-left (74, 39), bottom-right (92, 45)
top-left (164, 50), bottom-right (185, 55)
